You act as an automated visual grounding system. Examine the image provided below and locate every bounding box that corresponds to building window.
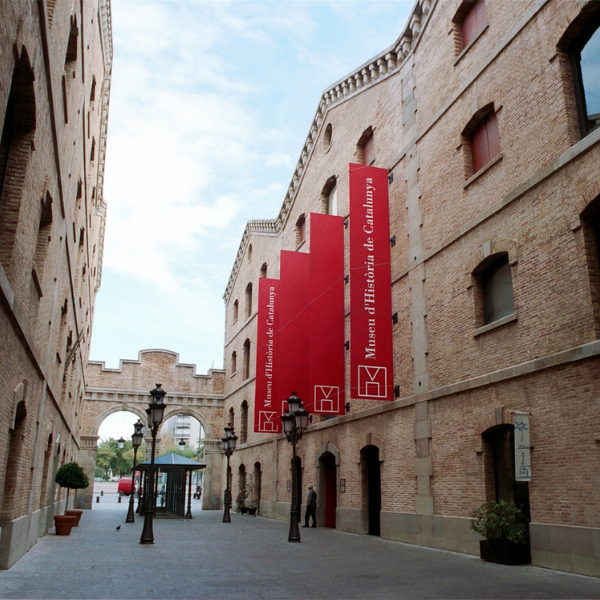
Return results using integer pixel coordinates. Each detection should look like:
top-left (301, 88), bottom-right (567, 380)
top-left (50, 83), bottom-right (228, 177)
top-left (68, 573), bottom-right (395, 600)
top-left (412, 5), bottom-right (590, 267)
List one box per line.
top-left (454, 0), bottom-right (486, 52)
top-left (356, 127), bottom-right (374, 165)
top-left (569, 11), bottom-right (600, 137)
top-left (462, 105), bottom-right (501, 179)
top-left (33, 193), bottom-right (53, 286)
top-left (295, 214), bottom-right (306, 246)
top-left (245, 283), bottom-right (252, 319)
top-left (260, 263), bottom-right (268, 278)
top-left (240, 401), bottom-right (248, 444)
top-left (233, 299), bottom-right (239, 322)
top-left (320, 177), bottom-right (337, 215)
top-left (90, 76), bottom-right (96, 102)
top-left (231, 351), bottom-right (237, 375)
top-left (242, 339), bottom-right (251, 380)
top-left (248, 244), bottom-right (252, 262)
top-left (581, 195), bottom-right (600, 333)
top-left (480, 254), bottom-right (514, 325)
top-left (323, 123), bottom-right (333, 151)
top-left (0, 48), bottom-right (36, 273)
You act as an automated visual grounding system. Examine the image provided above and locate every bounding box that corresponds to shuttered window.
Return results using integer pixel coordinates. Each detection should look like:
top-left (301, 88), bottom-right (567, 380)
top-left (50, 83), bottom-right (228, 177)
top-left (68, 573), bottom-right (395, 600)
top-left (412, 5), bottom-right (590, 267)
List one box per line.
top-left (462, 0), bottom-right (486, 48)
top-left (471, 110), bottom-right (499, 174)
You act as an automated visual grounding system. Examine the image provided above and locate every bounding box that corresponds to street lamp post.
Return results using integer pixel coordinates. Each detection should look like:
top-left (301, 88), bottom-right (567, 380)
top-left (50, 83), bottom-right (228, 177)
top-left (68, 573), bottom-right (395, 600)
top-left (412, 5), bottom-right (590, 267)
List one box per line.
top-left (178, 438), bottom-right (186, 452)
top-left (126, 420), bottom-right (144, 524)
top-left (280, 392), bottom-right (309, 543)
top-left (221, 423), bottom-right (238, 523)
top-left (140, 384), bottom-right (167, 544)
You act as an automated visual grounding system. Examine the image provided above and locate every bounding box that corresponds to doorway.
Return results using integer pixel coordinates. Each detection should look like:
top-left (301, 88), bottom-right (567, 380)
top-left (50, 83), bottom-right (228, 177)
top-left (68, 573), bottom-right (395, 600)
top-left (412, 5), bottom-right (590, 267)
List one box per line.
top-left (484, 425), bottom-right (530, 517)
top-left (360, 445), bottom-right (381, 536)
top-left (319, 452), bottom-right (337, 528)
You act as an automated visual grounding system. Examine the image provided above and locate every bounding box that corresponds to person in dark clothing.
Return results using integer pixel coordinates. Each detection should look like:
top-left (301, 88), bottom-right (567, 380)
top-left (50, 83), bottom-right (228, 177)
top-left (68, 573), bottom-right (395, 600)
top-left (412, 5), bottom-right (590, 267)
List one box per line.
top-left (302, 484), bottom-right (317, 528)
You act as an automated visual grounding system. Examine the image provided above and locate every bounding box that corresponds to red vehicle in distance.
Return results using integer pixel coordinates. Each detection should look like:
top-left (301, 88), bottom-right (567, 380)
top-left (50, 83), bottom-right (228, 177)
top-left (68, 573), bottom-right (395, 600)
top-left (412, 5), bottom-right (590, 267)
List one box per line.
top-left (117, 477), bottom-right (133, 496)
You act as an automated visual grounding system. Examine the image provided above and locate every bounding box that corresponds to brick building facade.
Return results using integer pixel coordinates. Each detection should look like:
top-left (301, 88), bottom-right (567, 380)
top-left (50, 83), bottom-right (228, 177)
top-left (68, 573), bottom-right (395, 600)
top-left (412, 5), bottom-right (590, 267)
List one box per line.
top-left (222, 0), bottom-right (600, 577)
top-left (0, 0), bottom-right (111, 568)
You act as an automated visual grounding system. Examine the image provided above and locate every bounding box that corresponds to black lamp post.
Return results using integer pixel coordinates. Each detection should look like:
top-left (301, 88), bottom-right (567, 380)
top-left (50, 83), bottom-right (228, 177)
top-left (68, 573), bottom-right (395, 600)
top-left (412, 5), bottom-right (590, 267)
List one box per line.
top-left (117, 436), bottom-right (125, 449)
top-left (140, 384), bottom-right (167, 544)
top-left (280, 392), bottom-right (309, 543)
top-left (221, 423), bottom-right (238, 523)
top-left (126, 420), bottom-right (144, 524)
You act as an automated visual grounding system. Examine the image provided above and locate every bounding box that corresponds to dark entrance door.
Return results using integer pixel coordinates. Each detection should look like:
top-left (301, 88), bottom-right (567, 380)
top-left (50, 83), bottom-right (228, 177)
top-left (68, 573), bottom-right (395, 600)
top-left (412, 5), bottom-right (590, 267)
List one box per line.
top-left (489, 426), bottom-right (530, 517)
top-left (323, 453), bottom-right (337, 528)
top-left (361, 445), bottom-right (381, 536)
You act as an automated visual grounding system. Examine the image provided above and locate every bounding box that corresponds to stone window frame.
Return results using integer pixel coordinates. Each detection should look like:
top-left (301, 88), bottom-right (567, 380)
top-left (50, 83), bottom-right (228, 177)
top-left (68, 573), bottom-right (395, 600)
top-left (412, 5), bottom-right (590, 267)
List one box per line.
top-left (580, 188), bottom-right (600, 336)
top-left (233, 299), bottom-right (239, 322)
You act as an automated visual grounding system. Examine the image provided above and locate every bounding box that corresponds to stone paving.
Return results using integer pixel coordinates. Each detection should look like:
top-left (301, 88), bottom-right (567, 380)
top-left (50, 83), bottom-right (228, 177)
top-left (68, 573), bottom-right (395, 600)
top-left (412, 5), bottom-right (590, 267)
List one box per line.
top-left (0, 492), bottom-right (599, 599)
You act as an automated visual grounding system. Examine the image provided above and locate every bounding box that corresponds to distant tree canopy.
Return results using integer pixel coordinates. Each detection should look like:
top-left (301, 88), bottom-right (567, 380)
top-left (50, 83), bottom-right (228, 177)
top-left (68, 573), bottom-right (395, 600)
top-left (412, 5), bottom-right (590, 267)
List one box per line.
top-left (95, 438), bottom-right (146, 478)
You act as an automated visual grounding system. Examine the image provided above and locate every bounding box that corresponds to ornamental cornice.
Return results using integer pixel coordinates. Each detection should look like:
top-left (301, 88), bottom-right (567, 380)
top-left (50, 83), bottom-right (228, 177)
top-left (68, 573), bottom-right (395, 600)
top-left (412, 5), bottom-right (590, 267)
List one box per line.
top-left (222, 0), bottom-right (433, 305)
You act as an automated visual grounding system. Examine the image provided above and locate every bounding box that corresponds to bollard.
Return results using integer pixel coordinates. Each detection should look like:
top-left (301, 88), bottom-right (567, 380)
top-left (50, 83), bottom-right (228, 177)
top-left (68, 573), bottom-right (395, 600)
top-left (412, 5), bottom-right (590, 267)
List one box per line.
top-left (101, 490), bottom-right (104, 496)
top-left (96, 496), bottom-right (100, 503)
top-left (118, 496), bottom-right (122, 503)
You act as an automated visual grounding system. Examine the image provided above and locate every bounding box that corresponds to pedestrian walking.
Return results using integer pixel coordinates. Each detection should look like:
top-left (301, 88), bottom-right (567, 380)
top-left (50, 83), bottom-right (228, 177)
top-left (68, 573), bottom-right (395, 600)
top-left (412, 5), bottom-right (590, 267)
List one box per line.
top-left (302, 484), bottom-right (317, 528)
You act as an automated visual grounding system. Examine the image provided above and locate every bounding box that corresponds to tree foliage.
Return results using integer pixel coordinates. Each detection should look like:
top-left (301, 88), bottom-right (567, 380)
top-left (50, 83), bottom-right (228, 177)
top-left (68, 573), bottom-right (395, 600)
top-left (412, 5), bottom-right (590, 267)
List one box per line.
top-left (55, 462), bottom-right (89, 490)
top-left (159, 445), bottom-right (201, 460)
top-left (95, 438), bottom-right (146, 478)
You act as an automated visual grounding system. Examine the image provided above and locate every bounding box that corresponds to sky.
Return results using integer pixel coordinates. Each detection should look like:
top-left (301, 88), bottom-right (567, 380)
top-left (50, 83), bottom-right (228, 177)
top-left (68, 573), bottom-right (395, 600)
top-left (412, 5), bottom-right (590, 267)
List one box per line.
top-left (89, 0), bottom-right (414, 390)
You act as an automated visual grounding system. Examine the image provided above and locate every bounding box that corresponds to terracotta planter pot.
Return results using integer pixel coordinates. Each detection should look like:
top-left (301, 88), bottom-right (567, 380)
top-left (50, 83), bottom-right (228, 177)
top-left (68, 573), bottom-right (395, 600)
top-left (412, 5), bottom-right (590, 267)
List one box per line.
top-left (54, 515), bottom-right (76, 536)
top-left (66, 510), bottom-right (83, 526)
top-left (480, 540), bottom-right (531, 565)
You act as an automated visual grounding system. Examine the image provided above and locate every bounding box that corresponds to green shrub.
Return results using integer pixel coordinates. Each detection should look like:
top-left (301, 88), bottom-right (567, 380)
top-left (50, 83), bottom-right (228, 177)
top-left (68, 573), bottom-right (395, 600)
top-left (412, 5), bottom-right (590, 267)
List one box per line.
top-left (55, 462), bottom-right (89, 514)
top-left (470, 500), bottom-right (529, 544)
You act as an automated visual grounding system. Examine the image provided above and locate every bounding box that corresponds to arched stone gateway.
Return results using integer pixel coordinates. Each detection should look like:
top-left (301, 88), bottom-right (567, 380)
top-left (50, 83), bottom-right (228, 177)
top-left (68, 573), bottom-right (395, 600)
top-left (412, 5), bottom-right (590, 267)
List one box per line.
top-left (80, 350), bottom-right (225, 510)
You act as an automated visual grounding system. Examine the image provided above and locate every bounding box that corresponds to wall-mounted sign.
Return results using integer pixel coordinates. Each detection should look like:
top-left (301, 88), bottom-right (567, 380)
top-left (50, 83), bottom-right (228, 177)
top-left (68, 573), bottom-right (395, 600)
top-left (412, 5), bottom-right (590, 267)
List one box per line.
top-left (340, 478), bottom-right (346, 493)
top-left (514, 413), bottom-right (531, 481)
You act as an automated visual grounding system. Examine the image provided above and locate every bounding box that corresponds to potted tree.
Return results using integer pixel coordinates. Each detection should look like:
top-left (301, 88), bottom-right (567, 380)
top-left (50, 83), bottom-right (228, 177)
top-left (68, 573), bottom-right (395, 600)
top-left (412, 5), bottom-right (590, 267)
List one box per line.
top-left (54, 462), bottom-right (89, 534)
top-left (470, 500), bottom-right (530, 565)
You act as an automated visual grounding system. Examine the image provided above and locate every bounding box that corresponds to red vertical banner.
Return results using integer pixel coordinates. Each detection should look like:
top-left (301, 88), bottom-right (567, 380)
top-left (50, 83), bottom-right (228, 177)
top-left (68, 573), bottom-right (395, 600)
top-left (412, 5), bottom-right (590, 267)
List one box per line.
top-left (254, 278), bottom-right (281, 433)
top-left (308, 213), bottom-right (345, 415)
top-left (276, 251), bottom-right (310, 414)
top-left (349, 163), bottom-right (394, 401)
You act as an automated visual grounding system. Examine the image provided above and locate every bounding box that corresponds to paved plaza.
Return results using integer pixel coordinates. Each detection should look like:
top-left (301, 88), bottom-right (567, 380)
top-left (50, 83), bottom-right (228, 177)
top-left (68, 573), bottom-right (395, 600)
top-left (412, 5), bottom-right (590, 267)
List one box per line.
top-left (0, 491), bottom-right (599, 600)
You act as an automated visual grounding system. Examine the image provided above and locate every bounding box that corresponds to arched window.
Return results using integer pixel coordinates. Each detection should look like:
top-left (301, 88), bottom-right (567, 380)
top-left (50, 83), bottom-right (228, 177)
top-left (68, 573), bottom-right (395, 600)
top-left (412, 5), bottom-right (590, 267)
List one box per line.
top-left (240, 401), bottom-right (248, 444)
top-left (581, 195), bottom-right (600, 332)
top-left (295, 214), bottom-right (306, 246)
top-left (248, 244), bottom-right (253, 262)
top-left (569, 11), bottom-right (600, 137)
top-left (260, 263), bottom-right (268, 278)
top-left (457, 0), bottom-right (486, 50)
top-left (233, 299), bottom-right (239, 322)
top-left (242, 339), bottom-right (251, 380)
top-left (245, 283), bottom-right (252, 319)
top-left (231, 351), bottom-right (237, 375)
top-left (320, 177), bottom-right (337, 215)
top-left (461, 104), bottom-right (500, 179)
top-left (356, 127), bottom-right (374, 166)
top-left (470, 110), bottom-right (499, 174)
top-left (0, 48), bottom-right (36, 273)
top-left (480, 254), bottom-right (514, 325)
